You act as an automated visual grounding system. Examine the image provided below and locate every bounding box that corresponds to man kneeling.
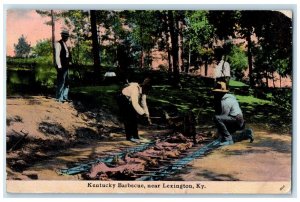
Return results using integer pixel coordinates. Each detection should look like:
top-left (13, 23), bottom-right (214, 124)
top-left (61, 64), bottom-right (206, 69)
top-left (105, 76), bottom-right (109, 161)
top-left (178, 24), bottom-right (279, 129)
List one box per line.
top-left (212, 82), bottom-right (254, 146)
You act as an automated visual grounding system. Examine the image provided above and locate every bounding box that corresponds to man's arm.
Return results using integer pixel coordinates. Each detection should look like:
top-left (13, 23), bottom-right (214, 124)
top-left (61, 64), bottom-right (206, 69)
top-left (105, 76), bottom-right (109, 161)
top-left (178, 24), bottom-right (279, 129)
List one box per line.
top-left (55, 42), bottom-right (62, 68)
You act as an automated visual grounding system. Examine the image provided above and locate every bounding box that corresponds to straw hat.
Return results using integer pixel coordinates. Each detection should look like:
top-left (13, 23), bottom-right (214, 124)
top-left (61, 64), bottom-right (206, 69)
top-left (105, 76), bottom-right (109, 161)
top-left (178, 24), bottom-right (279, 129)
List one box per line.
top-left (212, 81), bottom-right (229, 93)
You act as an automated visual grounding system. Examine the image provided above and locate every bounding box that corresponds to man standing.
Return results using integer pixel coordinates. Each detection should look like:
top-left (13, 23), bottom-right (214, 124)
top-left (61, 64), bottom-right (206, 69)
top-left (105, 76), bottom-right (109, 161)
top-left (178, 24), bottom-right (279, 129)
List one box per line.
top-left (55, 30), bottom-right (71, 102)
top-left (214, 55), bottom-right (231, 89)
top-left (213, 82), bottom-right (254, 146)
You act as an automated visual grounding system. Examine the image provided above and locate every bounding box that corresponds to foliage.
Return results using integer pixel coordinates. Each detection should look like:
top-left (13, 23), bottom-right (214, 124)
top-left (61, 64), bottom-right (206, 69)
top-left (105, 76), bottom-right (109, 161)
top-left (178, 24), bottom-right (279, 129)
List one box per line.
top-left (228, 45), bottom-right (248, 71)
top-left (32, 39), bottom-right (52, 57)
top-left (185, 11), bottom-right (215, 50)
top-left (7, 57), bottom-right (52, 67)
top-left (272, 88), bottom-right (292, 113)
top-left (14, 35), bottom-right (31, 58)
top-left (227, 45), bottom-right (248, 80)
top-left (207, 11), bottom-right (238, 40)
top-left (207, 10), bottom-right (292, 86)
top-left (72, 40), bottom-right (93, 65)
top-left (185, 11), bottom-right (215, 66)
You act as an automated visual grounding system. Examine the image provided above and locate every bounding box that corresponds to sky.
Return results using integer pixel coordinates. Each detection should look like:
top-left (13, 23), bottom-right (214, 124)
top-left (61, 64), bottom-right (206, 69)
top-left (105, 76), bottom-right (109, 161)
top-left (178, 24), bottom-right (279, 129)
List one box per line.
top-left (6, 10), bottom-right (64, 56)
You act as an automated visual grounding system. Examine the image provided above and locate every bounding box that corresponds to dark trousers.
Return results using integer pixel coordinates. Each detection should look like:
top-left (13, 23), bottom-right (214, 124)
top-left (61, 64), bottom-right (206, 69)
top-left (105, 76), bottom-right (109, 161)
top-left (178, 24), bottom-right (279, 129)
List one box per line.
top-left (116, 94), bottom-right (139, 140)
top-left (56, 68), bottom-right (69, 101)
top-left (214, 114), bottom-right (244, 142)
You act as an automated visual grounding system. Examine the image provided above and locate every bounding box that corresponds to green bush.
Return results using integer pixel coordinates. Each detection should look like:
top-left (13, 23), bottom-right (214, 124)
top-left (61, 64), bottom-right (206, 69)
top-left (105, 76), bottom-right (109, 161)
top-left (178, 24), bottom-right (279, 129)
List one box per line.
top-left (228, 45), bottom-right (248, 80)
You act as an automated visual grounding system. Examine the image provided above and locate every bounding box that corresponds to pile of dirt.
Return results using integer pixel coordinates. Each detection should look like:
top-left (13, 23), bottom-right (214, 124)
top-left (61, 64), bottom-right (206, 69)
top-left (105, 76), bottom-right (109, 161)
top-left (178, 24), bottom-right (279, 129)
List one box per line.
top-left (6, 96), bottom-right (120, 175)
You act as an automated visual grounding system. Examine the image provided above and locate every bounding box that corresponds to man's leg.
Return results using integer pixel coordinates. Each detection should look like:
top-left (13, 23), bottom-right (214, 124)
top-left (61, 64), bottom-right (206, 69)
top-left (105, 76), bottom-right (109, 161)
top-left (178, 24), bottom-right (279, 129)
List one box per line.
top-left (56, 69), bottom-right (65, 102)
top-left (214, 115), bottom-right (238, 142)
top-left (117, 94), bottom-right (138, 141)
top-left (62, 70), bottom-right (69, 100)
top-left (128, 105), bottom-right (138, 139)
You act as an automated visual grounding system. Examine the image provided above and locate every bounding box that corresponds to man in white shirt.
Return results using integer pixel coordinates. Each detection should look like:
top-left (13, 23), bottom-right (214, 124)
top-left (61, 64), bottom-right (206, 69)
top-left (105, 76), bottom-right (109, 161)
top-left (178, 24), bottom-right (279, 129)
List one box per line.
top-left (55, 30), bottom-right (71, 102)
top-left (214, 55), bottom-right (231, 88)
top-left (116, 78), bottom-right (152, 143)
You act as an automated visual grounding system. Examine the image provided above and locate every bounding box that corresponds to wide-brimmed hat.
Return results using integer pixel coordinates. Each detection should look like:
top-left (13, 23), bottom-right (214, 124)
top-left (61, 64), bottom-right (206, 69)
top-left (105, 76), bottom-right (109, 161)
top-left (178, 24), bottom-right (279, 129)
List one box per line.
top-left (60, 30), bottom-right (70, 36)
top-left (212, 81), bottom-right (229, 93)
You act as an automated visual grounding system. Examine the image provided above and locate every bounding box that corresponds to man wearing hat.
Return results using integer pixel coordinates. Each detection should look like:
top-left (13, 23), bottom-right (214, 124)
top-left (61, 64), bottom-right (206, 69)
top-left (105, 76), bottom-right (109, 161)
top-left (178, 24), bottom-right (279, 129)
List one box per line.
top-left (212, 81), bottom-right (254, 146)
top-left (55, 30), bottom-right (71, 102)
top-left (116, 77), bottom-right (152, 143)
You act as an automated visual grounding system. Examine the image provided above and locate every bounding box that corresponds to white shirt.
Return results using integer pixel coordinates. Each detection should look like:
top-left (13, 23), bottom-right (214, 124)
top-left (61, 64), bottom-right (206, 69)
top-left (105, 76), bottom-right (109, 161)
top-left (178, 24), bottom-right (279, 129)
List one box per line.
top-left (122, 83), bottom-right (149, 116)
top-left (221, 94), bottom-right (243, 117)
top-left (215, 60), bottom-right (231, 78)
top-left (55, 41), bottom-right (69, 68)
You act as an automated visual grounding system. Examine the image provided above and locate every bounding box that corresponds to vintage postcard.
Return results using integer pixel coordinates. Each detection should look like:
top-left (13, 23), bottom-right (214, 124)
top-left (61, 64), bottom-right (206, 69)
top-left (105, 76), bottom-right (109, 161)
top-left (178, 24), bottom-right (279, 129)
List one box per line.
top-left (5, 7), bottom-right (293, 195)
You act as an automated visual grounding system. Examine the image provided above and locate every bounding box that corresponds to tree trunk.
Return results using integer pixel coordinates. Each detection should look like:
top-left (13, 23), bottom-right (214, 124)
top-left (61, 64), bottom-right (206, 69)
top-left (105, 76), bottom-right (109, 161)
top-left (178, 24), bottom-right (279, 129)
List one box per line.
top-left (90, 10), bottom-right (101, 74)
top-left (186, 40), bottom-right (191, 73)
top-left (163, 12), bottom-right (173, 73)
top-left (246, 27), bottom-right (255, 87)
top-left (51, 10), bottom-right (56, 66)
top-left (140, 50), bottom-right (145, 69)
top-left (204, 57), bottom-right (208, 76)
top-left (177, 18), bottom-right (184, 72)
top-left (168, 11), bottom-right (180, 87)
top-left (280, 75), bottom-right (282, 88)
top-left (265, 70), bottom-right (269, 88)
top-left (272, 72), bottom-right (276, 88)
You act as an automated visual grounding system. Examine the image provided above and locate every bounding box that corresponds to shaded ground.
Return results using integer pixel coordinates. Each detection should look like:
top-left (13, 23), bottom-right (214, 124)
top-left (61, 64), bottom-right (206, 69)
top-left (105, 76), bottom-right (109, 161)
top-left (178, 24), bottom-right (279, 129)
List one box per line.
top-left (6, 96), bottom-right (291, 181)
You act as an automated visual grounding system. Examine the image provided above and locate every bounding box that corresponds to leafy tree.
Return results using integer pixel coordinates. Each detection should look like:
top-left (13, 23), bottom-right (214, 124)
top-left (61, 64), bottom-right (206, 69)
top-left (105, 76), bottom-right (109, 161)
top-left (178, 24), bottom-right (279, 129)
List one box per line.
top-left (253, 11), bottom-right (292, 77)
top-left (32, 39), bottom-right (52, 57)
top-left (167, 10), bottom-right (180, 87)
top-left (227, 45), bottom-right (248, 80)
top-left (185, 11), bottom-right (215, 75)
top-left (14, 35), bottom-right (31, 58)
top-left (126, 10), bottom-right (163, 69)
top-left (207, 10), bottom-right (292, 87)
top-left (90, 10), bottom-right (101, 74)
top-left (36, 10), bottom-right (59, 64)
top-left (207, 11), bottom-right (238, 40)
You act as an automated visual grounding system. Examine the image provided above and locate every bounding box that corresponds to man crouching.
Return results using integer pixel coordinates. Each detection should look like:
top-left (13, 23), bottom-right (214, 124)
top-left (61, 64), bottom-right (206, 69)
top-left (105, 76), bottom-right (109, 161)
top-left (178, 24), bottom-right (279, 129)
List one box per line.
top-left (212, 82), bottom-right (254, 146)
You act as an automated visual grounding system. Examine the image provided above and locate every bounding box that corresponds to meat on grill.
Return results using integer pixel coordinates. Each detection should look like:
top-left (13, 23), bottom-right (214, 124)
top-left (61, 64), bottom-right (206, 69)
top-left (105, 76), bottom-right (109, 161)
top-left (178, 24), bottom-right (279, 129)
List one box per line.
top-left (85, 130), bottom-right (207, 180)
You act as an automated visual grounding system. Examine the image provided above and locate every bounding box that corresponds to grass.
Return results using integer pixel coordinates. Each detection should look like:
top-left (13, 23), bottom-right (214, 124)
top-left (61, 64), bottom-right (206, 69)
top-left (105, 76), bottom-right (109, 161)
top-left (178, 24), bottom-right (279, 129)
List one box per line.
top-left (235, 95), bottom-right (271, 104)
top-left (229, 80), bottom-right (248, 87)
top-left (72, 85), bottom-right (120, 94)
top-left (71, 85), bottom-right (120, 113)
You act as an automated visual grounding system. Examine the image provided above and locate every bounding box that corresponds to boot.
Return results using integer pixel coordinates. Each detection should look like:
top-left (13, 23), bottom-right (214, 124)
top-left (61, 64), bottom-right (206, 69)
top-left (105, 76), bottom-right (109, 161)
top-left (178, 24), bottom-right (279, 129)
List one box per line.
top-left (245, 128), bottom-right (254, 143)
top-left (232, 128), bottom-right (254, 143)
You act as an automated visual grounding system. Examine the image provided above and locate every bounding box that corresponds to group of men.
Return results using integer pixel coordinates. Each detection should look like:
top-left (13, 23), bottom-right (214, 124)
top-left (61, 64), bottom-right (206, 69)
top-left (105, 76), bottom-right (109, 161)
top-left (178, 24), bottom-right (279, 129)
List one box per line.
top-left (55, 29), bottom-right (253, 146)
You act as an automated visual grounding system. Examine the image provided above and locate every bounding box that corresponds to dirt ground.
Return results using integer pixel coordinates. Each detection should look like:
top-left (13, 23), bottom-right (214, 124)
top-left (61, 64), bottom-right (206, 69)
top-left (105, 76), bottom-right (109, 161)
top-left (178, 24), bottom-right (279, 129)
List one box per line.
top-left (6, 96), bottom-right (292, 181)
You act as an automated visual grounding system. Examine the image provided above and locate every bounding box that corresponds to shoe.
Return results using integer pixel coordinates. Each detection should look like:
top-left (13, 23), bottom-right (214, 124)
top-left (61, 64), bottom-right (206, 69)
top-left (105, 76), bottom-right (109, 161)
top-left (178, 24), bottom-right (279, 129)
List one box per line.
top-left (139, 138), bottom-right (151, 143)
top-left (56, 99), bottom-right (65, 103)
top-left (129, 138), bottom-right (140, 143)
top-left (245, 128), bottom-right (254, 143)
top-left (219, 140), bottom-right (234, 146)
